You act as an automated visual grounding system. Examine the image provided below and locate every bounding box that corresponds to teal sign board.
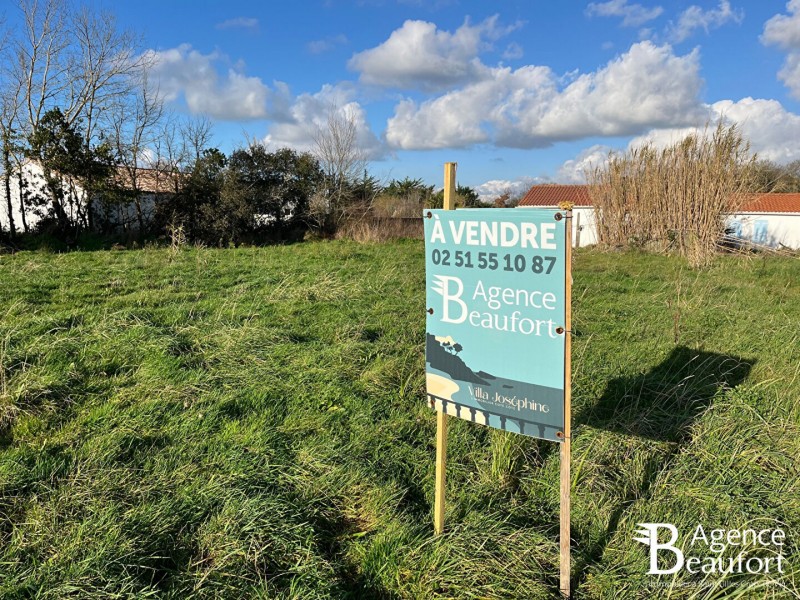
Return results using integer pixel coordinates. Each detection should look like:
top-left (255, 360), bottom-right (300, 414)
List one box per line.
top-left (424, 209), bottom-right (567, 442)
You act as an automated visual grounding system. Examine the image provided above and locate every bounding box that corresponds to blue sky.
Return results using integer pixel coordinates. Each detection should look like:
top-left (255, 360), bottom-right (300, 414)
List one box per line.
top-left (48, 1), bottom-right (800, 197)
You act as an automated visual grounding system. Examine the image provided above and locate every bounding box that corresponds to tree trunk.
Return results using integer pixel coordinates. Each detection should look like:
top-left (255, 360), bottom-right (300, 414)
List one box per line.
top-left (47, 171), bottom-right (70, 233)
top-left (18, 169), bottom-right (29, 233)
top-left (84, 173), bottom-right (94, 232)
top-left (3, 144), bottom-right (15, 238)
top-left (134, 196), bottom-right (145, 235)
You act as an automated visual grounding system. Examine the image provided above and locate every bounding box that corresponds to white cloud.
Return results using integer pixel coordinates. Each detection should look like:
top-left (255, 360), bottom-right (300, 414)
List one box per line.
top-left (713, 98), bottom-right (800, 163)
top-left (556, 145), bottom-right (615, 183)
top-left (385, 41), bottom-right (705, 150)
top-left (667, 1), bottom-right (743, 43)
top-left (586, 0), bottom-right (664, 27)
top-left (307, 34), bottom-right (349, 54)
top-left (475, 176), bottom-right (545, 203)
top-left (626, 125), bottom-right (703, 149)
top-left (264, 84), bottom-right (386, 160)
top-left (762, 0), bottom-right (800, 48)
top-left (216, 17), bottom-right (259, 31)
top-left (145, 44), bottom-right (282, 120)
top-left (762, 1), bottom-right (800, 98)
top-left (628, 97), bottom-right (800, 163)
top-left (778, 53), bottom-right (800, 97)
top-left (502, 42), bottom-right (524, 60)
top-left (347, 15), bottom-right (519, 91)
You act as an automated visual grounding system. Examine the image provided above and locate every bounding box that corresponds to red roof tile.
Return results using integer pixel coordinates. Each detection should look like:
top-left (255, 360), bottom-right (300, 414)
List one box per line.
top-left (739, 193), bottom-right (800, 213)
top-left (113, 167), bottom-right (182, 195)
top-left (518, 184), bottom-right (592, 207)
top-left (519, 186), bottom-right (800, 213)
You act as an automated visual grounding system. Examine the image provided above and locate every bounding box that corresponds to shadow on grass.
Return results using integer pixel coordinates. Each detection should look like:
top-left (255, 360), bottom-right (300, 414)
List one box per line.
top-left (313, 511), bottom-right (401, 600)
top-left (569, 346), bottom-right (754, 594)
top-left (580, 346), bottom-right (754, 441)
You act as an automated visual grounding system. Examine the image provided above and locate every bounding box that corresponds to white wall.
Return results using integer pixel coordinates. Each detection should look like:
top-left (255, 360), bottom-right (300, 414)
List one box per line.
top-left (727, 213), bottom-right (800, 250)
top-left (519, 207), bottom-right (800, 250)
top-left (1, 161), bottom-right (158, 234)
top-left (93, 193), bottom-right (158, 232)
top-left (571, 208), bottom-right (598, 247)
top-left (0, 161), bottom-right (49, 232)
top-left (518, 206), bottom-right (598, 247)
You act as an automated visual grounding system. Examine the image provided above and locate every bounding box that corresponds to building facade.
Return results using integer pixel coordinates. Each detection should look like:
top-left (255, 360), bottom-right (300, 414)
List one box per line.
top-left (518, 185), bottom-right (800, 250)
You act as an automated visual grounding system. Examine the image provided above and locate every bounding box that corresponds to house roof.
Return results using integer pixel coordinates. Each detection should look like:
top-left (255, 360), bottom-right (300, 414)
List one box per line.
top-left (112, 167), bottom-right (182, 195)
top-left (518, 184), bottom-right (800, 213)
top-left (518, 184), bottom-right (592, 207)
top-left (739, 193), bottom-right (800, 213)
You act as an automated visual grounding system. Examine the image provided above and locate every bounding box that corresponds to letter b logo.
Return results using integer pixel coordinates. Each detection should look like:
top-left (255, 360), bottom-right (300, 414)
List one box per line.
top-left (431, 275), bottom-right (467, 324)
top-left (634, 523), bottom-right (684, 575)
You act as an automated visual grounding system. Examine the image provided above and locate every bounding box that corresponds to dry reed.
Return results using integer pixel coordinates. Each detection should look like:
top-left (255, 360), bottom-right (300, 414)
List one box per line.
top-left (588, 123), bottom-right (756, 268)
top-left (336, 217), bottom-right (423, 242)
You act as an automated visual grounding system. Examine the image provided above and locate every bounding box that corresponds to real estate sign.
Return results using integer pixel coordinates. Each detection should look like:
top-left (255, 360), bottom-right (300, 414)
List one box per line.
top-left (424, 209), bottom-right (567, 442)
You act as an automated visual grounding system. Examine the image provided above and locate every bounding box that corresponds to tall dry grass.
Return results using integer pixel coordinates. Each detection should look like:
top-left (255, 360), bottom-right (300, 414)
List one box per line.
top-left (588, 123), bottom-right (756, 268)
top-left (336, 217), bottom-right (423, 242)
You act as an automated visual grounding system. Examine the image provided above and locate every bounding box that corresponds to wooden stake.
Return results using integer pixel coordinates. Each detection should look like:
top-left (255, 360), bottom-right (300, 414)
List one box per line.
top-left (560, 210), bottom-right (573, 597)
top-left (434, 162), bottom-right (457, 536)
top-left (443, 162), bottom-right (457, 210)
top-left (434, 407), bottom-right (448, 535)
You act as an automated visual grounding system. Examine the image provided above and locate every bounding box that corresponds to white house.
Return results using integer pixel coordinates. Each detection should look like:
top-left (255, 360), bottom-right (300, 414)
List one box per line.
top-left (518, 184), bottom-right (800, 250)
top-left (0, 160), bottom-right (178, 235)
top-left (727, 194), bottom-right (800, 250)
top-left (516, 184), bottom-right (598, 247)
top-left (0, 160), bottom-right (51, 233)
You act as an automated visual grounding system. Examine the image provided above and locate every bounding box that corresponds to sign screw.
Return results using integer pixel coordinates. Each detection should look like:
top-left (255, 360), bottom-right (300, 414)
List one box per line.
top-left (426, 211), bottom-right (433, 218)
top-left (556, 326), bottom-right (565, 335)
top-left (556, 431), bottom-right (564, 439)
top-left (554, 212), bottom-right (563, 221)
top-left (427, 308), bottom-right (434, 315)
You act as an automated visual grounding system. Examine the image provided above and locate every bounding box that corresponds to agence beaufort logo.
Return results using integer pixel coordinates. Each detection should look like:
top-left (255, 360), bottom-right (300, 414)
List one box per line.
top-left (634, 523), bottom-right (786, 576)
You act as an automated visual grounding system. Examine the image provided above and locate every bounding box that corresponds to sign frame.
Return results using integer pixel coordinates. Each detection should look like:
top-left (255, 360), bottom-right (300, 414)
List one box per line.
top-left (424, 208), bottom-right (568, 442)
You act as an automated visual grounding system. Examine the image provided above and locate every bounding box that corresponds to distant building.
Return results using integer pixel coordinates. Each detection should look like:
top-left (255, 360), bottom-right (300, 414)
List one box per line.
top-left (727, 193), bottom-right (800, 250)
top-left (0, 160), bottom-right (180, 234)
top-left (517, 184), bottom-right (597, 247)
top-left (98, 166), bottom-right (182, 232)
top-left (517, 184), bottom-right (800, 250)
top-left (1, 159), bottom-right (53, 233)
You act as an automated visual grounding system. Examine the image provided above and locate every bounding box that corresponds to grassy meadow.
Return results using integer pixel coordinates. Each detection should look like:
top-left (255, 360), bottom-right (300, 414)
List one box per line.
top-left (0, 241), bottom-right (798, 599)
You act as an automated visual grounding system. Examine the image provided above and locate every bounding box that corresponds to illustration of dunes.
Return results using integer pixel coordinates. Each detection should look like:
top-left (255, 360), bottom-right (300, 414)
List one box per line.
top-left (426, 373), bottom-right (460, 401)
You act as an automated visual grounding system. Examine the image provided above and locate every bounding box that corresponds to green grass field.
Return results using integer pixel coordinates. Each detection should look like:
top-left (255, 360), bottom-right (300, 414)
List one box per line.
top-left (1, 242), bottom-right (798, 599)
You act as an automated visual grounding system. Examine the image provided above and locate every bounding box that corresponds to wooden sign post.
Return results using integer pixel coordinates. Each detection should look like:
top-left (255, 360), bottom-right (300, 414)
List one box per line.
top-left (434, 161), bottom-right (457, 536)
top-left (560, 208), bottom-right (573, 598)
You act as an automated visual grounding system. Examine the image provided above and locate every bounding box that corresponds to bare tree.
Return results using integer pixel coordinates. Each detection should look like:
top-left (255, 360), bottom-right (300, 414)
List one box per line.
top-left (151, 116), bottom-right (180, 198)
top-left (310, 104), bottom-right (368, 233)
top-left (13, 0), bottom-right (71, 134)
top-left (149, 114), bottom-right (212, 227)
top-left (7, 0), bottom-right (146, 232)
top-left (165, 121), bottom-right (188, 192)
top-left (67, 5), bottom-right (147, 146)
top-left (180, 115), bottom-right (213, 164)
top-left (0, 17), bottom-right (20, 238)
top-left (109, 69), bottom-right (164, 233)
top-left (11, 0), bottom-right (143, 135)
